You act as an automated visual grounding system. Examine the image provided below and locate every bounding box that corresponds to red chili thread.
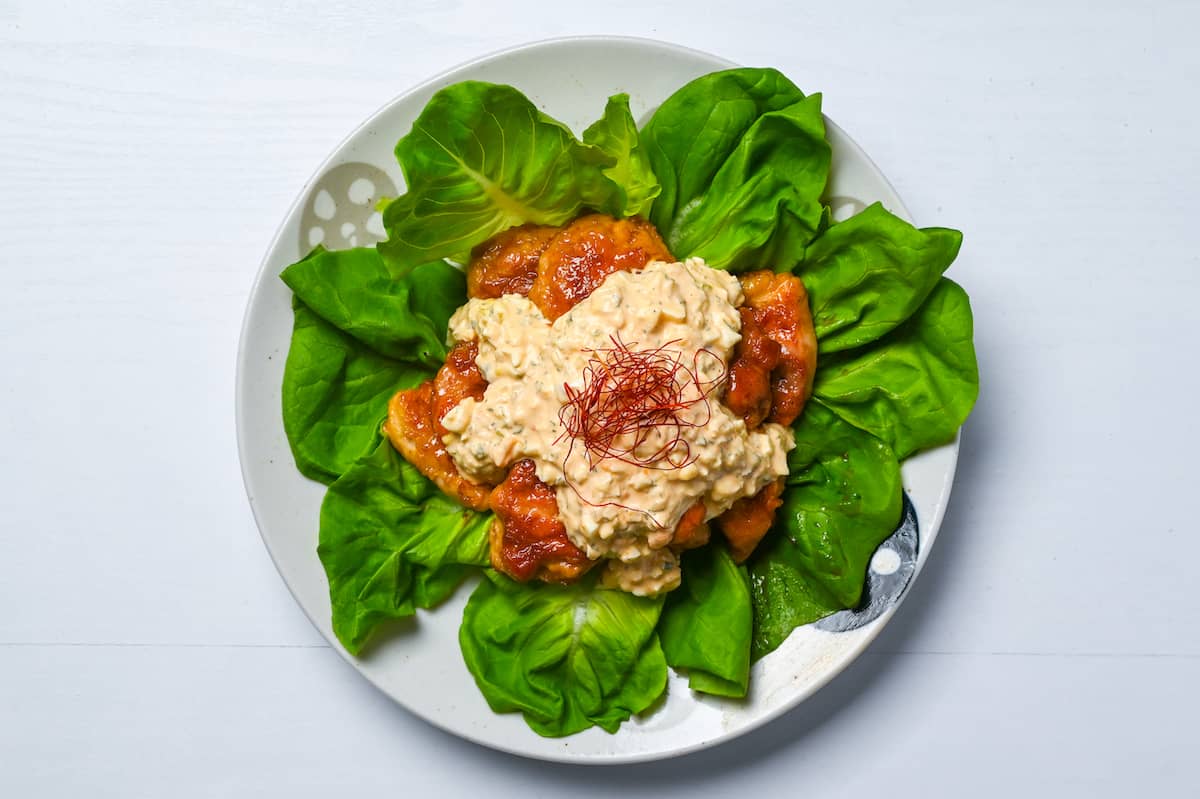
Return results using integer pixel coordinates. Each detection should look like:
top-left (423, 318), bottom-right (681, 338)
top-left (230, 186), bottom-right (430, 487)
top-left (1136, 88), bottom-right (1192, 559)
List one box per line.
top-left (555, 335), bottom-right (727, 525)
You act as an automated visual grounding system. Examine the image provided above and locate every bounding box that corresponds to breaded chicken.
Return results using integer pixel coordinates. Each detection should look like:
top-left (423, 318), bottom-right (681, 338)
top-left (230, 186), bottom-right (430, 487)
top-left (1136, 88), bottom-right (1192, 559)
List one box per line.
top-left (389, 222), bottom-right (813, 569)
top-left (715, 272), bottom-right (816, 561)
top-left (488, 459), bottom-right (594, 583)
top-left (431, 340), bottom-right (487, 422)
top-left (528, 214), bottom-right (674, 320)
top-left (383, 342), bottom-right (492, 511)
top-left (669, 502), bottom-right (711, 552)
top-left (716, 478), bottom-right (786, 563)
top-left (723, 309), bottom-right (783, 429)
top-left (465, 223), bottom-right (559, 300)
top-left (736, 271), bottom-right (818, 427)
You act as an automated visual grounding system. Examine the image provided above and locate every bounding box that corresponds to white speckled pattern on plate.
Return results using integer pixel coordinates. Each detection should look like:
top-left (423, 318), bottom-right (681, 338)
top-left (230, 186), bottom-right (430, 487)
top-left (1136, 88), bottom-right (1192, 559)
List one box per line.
top-left (236, 36), bottom-right (960, 764)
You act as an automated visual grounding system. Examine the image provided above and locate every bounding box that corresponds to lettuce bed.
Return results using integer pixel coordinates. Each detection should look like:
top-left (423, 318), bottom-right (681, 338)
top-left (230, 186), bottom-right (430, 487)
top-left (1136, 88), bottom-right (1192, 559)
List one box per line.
top-left (279, 68), bottom-right (978, 737)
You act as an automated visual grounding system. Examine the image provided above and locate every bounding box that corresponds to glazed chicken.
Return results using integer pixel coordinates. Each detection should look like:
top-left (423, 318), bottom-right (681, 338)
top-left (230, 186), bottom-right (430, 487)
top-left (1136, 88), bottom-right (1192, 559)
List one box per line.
top-left (526, 214), bottom-right (674, 320)
top-left (488, 459), bottom-right (594, 583)
top-left (723, 310), bottom-right (783, 429)
top-left (716, 478), bottom-right (787, 563)
top-left (736, 271), bottom-right (818, 427)
top-left (465, 223), bottom-right (559, 301)
top-left (383, 341), bottom-right (492, 511)
top-left (715, 271), bottom-right (818, 561)
top-left (669, 503), bottom-right (711, 552)
top-left (398, 214), bottom-right (671, 579)
top-left (387, 215), bottom-right (817, 579)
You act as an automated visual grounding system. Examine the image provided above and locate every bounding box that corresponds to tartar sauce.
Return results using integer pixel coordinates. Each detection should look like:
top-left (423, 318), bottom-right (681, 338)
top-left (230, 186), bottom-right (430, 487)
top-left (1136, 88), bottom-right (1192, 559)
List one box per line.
top-left (440, 258), bottom-right (793, 595)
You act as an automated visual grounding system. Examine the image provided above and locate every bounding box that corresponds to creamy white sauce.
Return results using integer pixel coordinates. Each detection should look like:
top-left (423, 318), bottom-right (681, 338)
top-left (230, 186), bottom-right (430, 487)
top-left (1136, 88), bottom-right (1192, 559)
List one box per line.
top-left (440, 258), bottom-right (793, 595)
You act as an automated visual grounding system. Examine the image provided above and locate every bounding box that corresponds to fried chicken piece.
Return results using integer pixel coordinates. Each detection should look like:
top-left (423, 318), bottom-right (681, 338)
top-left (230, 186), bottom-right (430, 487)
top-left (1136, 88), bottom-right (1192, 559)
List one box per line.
top-left (431, 341), bottom-right (487, 422)
top-left (670, 502), bottom-right (711, 552)
top-left (736, 271), bottom-right (818, 426)
top-left (384, 384), bottom-right (492, 511)
top-left (723, 309), bottom-right (783, 429)
top-left (528, 214), bottom-right (674, 320)
top-left (716, 273), bottom-right (815, 560)
top-left (465, 223), bottom-right (559, 300)
top-left (717, 478), bottom-right (786, 563)
top-left (488, 460), bottom-right (594, 583)
top-left (383, 342), bottom-right (492, 511)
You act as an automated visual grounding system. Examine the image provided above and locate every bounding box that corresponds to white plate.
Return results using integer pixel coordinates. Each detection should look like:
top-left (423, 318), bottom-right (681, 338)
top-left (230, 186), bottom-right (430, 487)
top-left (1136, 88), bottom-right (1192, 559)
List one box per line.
top-left (236, 36), bottom-right (959, 764)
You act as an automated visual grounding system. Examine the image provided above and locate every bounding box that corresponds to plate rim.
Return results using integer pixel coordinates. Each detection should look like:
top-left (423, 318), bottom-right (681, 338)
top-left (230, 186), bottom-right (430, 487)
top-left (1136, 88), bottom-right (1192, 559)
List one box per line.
top-left (235, 34), bottom-right (961, 765)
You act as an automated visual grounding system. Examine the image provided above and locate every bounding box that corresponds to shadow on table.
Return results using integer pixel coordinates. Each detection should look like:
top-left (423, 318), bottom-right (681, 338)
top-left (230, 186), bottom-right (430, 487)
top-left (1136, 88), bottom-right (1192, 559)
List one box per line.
top-left (408, 414), bottom-right (991, 782)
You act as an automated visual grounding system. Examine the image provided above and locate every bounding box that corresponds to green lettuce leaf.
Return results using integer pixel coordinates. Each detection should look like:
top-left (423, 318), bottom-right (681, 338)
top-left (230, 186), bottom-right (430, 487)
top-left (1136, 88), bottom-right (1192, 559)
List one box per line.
top-left (459, 572), bottom-right (668, 737)
top-left (659, 544), bottom-right (753, 698)
top-left (281, 246), bottom-right (459, 368)
top-left (749, 403), bottom-right (903, 659)
top-left (281, 301), bottom-right (427, 484)
top-left (319, 439), bottom-right (491, 655)
top-left (377, 82), bottom-right (615, 274)
top-left (643, 68), bottom-right (806, 226)
top-left (582, 93), bottom-right (661, 218)
top-left (642, 68), bottom-right (830, 271)
top-left (813, 278), bottom-right (980, 459)
top-left (406, 260), bottom-right (468, 343)
top-left (799, 202), bottom-right (963, 353)
top-left (280, 247), bottom-right (467, 483)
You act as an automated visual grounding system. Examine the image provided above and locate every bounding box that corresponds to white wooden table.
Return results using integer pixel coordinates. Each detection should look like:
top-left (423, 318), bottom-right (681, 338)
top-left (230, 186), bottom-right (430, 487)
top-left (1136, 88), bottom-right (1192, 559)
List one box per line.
top-left (3, 1), bottom-right (1197, 794)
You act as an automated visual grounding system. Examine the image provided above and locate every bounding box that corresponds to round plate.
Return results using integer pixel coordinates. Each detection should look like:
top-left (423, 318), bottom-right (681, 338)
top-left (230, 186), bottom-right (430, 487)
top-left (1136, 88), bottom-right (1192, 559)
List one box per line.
top-left (236, 36), bottom-right (959, 764)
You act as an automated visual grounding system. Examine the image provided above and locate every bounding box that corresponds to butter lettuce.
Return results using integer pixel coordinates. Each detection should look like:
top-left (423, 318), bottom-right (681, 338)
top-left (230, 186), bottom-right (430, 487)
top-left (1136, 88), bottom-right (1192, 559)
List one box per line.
top-left (582, 93), bottom-right (661, 218)
top-left (798, 202), bottom-right (963, 353)
top-left (378, 82), bottom-right (618, 275)
top-left (280, 246), bottom-right (489, 655)
top-left (320, 439), bottom-right (491, 655)
top-left (282, 247), bottom-right (459, 368)
top-left (280, 248), bottom-right (462, 483)
top-left (282, 301), bottom-right (425, 484)
top-left (643, 68), bottom-right (805, 228)
top-left (642, 68), bottom-right (830, 271)
top-left (459, 572), bottom-right (667, 736)
top-left (813, 278), bottom-right (979, 459)
top-left (659, 544), bottom-right (753, 698)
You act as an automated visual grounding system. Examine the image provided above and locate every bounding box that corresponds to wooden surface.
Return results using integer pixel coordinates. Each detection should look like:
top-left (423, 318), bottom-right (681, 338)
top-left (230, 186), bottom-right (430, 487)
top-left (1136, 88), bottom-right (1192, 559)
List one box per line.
top-left (2, 1), bottom-right (1198, 794)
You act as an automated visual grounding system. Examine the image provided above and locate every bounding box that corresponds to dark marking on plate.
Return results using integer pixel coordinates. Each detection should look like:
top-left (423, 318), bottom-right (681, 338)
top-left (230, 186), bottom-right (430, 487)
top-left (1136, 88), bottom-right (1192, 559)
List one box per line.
top-left (816, 492), bottom-right (919, 633)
